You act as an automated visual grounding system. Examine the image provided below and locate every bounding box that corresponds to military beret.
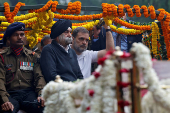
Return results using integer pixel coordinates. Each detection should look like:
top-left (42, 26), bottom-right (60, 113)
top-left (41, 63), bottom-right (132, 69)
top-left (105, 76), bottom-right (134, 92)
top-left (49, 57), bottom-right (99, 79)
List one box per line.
top-left (3, 22), bottom-right (25, 44)
top-left (50, 19), bottom-right (72, 39)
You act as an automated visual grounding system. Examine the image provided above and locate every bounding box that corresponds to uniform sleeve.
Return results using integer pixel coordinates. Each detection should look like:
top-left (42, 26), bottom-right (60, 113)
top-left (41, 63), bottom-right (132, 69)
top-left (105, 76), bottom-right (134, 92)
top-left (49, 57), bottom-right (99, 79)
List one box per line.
top-left (40, 47), bottom-right (58, 83)
top-left (33, 54), bottom-right (46, 96)
top-left (0, 57), bottom-right (10, 104)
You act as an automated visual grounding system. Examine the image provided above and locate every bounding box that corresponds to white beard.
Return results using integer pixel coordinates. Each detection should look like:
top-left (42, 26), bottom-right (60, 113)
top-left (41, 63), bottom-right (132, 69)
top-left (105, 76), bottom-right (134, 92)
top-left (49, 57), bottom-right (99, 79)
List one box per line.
top-left (65, 37), bottom-right (72, 44)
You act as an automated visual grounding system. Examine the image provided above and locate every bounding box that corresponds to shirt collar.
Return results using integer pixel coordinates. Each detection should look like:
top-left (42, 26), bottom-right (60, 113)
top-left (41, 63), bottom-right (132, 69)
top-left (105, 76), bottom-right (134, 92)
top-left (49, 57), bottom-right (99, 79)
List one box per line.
top-left (58, 44), bottom-right (70, 53)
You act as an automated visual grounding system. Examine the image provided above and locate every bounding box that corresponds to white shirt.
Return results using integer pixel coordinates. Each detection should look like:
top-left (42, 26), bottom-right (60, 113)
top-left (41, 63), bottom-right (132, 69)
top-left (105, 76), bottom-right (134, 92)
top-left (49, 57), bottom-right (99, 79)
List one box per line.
top-left (77, 50), bottom-right (98, 78)
top-left (58, 44), bottom-right (69, 53)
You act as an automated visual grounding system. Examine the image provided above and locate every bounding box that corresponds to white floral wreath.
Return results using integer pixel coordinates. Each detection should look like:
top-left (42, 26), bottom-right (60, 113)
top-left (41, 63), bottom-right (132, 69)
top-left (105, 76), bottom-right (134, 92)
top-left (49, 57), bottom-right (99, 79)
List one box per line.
top-left (42, 43), bottom-right (170, 113)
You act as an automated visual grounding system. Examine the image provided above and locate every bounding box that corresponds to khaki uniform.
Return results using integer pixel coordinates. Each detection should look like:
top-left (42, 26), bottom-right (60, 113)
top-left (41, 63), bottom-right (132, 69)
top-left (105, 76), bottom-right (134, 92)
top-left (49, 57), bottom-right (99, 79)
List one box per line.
top-left (0, 47), bottom-right (46, 104)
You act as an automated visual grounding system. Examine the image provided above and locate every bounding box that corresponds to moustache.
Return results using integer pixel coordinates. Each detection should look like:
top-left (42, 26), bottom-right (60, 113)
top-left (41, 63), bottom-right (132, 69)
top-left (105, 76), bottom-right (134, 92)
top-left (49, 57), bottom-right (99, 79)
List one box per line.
top-left (80, 45), bottom-right (86, 48)
top-left (16, 40), bottom-right (23, 43)
top-left (65, 37), bottom-right (72, 43)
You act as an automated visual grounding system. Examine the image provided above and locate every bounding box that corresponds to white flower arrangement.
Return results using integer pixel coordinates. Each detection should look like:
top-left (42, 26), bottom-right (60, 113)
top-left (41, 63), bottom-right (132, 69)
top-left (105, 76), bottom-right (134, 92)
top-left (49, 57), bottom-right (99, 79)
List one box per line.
top-left (42, 58), bottom-right (118, 113)
top-left (131, 43), bottom-right (170, 112)
top-left (42, 43), bottom-right (170, 113)
top-left (142, 78), bottom-right (170, 113)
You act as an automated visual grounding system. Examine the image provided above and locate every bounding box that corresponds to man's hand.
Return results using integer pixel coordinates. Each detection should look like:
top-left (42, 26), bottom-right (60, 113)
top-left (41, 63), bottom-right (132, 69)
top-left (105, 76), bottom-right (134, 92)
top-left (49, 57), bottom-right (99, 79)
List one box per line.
top-left (103, 23), bottom-right (110, 30)
top-left (1, 102), bottom-right (14, 111)
top-left (37, 96), bottom-right (45, 108)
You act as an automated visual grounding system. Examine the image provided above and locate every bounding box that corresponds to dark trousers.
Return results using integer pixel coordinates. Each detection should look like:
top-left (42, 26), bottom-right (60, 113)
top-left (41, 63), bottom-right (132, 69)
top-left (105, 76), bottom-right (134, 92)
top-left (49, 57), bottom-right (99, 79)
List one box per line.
top-left (2, 89), bottom-right (43, 113)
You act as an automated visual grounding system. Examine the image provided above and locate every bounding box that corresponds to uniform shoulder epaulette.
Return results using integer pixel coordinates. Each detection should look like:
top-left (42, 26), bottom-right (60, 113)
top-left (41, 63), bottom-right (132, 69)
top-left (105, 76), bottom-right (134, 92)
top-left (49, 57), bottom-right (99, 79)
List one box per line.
top-left (0, 48), bottom-right (8, 55)
top-left (31, 51), bottom-right (40, 63)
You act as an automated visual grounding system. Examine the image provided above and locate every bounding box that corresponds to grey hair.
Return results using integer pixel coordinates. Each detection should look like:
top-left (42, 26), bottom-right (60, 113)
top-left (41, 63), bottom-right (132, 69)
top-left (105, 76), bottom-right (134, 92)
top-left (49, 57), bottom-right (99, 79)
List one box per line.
top-left (72, 27), bottom-right (89, 38)
top-left (41, 35), bottom-right (51, 46)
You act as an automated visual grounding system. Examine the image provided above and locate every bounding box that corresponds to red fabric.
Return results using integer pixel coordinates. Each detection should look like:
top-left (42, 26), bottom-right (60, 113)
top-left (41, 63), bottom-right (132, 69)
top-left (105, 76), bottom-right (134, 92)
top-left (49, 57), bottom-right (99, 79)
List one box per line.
top-left (11, 47), bottom-right (23, 56)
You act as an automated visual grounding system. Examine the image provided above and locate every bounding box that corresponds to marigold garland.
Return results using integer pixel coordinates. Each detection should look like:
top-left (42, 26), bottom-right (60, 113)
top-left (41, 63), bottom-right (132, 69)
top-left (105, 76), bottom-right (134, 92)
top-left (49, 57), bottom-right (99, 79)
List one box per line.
top-left (151, 22), bottom-right (159, 55)
top-left (164, 11), bottom-right (170, 26)
top-left (0, 16), bottom-right (7, 21)
top-left (51, 1), bottom-right (58, 12)
top-left (157, 9), bottom-right (165, 22)
top-left (133, 5), bottom-right (141, 17)
top-left (1, 2), bottom-right (170, 23)
top-left (118, 4), bottom-right (125, 17)
top-left (35, 1), bottom-right (53, 13)
top-left (102, 3), bottom-right (108, 17)
top-left (141, 5), bottom-right (149, 18)
top-left (110, 24), bottom-right (143, 35)
top-left (0, 34), bottom-right (4, 38)
top-left (148, 6), bottom-right (156, 19)
top-left (161, 21), bottom-right (170, 58)
top-left (12, 2), bottom-right (25, 17)
top-left (112, 4), bottom-right (118, 17)
top-left (56, 1), bottom-right (81, 15)
top-left (3, 2), bottom-right (25, 23)
top-left (157, 40), bottom-right (162, 60)
top-left (1, 1), bottom-right (170, 58)
top-left (54, 13), bottom-right (102, 21)
top-left (113, 17), bottom-right (151, 30)
top-left (124, 4), bottom-right (134, 17)
top-left (14, 12), bottom-right (38, 21)
top-left (26, 10), bottom-right (54, 48)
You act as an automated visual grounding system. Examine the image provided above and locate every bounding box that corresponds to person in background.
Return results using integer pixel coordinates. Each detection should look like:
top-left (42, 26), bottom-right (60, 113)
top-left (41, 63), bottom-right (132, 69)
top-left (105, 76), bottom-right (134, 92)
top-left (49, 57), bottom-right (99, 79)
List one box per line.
top-left (40, 19), bottom-right (83, 83)
top-left (71, 22), bottom-right (114, 79)
top-left (91, 3), bottom-right (142, 52)
top-left (0, 22), bottom-right (46, 113)
top-left (41, 35), bottom-right (52, 50)
top-left (90, 26), bottom-right (106, 51)
top-left (112, 3), bottom-right (142, 52)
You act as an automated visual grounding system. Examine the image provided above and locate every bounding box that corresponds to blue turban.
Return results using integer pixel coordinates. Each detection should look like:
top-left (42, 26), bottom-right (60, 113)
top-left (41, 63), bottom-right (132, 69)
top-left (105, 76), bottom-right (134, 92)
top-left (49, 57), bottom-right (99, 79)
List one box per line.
top-left (50, 19), bottom-right (72, 39)
top-left (3, 22), bottom-right (25, 44)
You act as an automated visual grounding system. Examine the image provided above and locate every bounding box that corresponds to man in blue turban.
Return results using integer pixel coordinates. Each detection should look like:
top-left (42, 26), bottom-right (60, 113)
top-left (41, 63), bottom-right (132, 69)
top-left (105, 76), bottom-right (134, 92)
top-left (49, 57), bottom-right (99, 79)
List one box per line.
top-left (40, 19), bottom-right (83, 82)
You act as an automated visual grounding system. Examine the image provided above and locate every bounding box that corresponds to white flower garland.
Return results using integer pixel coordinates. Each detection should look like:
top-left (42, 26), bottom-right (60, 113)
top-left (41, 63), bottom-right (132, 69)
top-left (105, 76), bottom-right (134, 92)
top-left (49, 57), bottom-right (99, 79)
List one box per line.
top-left (131, 43), bottom-right (170, 111)
top-left (42, 81), bottom-right (76, 113)
top-left (141, 79), bottom-right (170, 113)
top-left (42, 43), bottom-right (170, 113)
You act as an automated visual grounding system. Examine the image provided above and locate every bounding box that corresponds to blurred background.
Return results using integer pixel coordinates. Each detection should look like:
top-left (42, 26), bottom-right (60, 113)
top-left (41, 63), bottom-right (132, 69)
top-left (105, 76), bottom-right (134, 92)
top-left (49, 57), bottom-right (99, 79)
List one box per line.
top-left (0, 0), bottom-right (170, 23)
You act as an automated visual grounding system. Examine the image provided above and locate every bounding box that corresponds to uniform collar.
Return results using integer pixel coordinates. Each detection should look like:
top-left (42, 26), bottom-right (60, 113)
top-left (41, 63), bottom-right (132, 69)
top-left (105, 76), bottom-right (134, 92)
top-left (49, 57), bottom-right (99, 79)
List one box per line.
top-left (6, 47), bottom-right (32, 56)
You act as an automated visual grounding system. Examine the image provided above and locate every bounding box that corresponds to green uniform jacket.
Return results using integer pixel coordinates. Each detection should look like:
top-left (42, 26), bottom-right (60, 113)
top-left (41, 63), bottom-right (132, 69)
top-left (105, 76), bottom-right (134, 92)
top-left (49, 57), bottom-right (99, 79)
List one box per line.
top-left (0, 47), bottom-right (46, 104)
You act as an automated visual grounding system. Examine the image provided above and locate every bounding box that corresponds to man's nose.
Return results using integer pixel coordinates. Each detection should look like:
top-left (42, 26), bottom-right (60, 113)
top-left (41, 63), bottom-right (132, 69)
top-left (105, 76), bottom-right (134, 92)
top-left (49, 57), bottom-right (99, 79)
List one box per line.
top-left (18, 35), bottom-right (22, 39)
top-left (82, 40), bottom-right (87, 44)
top-left (67, 32), bottom-right (72, 37)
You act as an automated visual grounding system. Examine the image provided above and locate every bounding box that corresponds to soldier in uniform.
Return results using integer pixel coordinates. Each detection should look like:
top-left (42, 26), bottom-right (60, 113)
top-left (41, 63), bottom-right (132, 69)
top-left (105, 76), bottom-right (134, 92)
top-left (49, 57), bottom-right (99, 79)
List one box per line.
top-left (0, 22), bottom-right (46, 113)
